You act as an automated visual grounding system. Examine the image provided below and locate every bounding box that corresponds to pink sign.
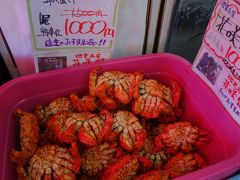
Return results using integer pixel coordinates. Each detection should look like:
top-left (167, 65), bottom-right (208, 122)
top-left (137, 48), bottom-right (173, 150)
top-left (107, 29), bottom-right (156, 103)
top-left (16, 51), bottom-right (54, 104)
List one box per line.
top-left (193, 0), bottom-right (240, 124)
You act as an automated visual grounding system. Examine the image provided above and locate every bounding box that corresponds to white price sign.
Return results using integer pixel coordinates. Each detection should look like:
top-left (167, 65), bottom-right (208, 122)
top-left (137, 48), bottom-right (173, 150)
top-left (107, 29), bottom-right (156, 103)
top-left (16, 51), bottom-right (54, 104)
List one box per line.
top-left (27, 0), bottom-right (119, 50)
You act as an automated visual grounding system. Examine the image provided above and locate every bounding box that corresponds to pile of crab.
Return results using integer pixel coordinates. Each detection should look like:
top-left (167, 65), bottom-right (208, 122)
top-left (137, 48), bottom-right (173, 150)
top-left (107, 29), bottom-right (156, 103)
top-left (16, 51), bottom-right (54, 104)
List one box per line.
top-left (10, 67), bottom-right (209, 180)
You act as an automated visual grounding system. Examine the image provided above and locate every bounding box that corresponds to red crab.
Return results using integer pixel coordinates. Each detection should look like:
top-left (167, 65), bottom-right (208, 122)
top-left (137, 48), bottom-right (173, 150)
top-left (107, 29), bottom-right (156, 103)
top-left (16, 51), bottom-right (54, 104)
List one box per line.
top-left (10, 109), bottom-right (40, 179)
top-left (155, 121), bottom-right (209, 153)
top-left (163, 153), bottom-right (207, 178)
top-left (35, 97), bottom-right (73, 126)
top-left (132, 79), bottom-right (181, 119)
top-left (101, 155), bottom-right (139, 180)
top-left (109, 111), bottom-right (147, 151)
top-left (82, 142), bottom-right (118, 177)
top-left (135, 170), bottom-right (169, 180)
top-left (158, 81), bottom-right (182, 122)
top-left (70, 93), bottom-right (98, 112)
top-left (47, 109), bottom-right (113, 148)
top-left (139, 137), bottom-right (169, 171)
top-left (89, 67), bottom-right (144, 109)
top-left (28, 145), bottom-right (81, 179)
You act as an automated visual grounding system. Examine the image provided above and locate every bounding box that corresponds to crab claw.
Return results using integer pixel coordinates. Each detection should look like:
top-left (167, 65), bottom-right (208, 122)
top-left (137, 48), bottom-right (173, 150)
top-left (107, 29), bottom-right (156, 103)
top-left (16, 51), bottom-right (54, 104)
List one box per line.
top-left (132, 96), bottom-right (145, 115)
top-left (97, 109), bottom-right (114, 143)
top-left (47, 111), bottom-right (77, 144)
top-left (138, 156), bottom-right (153, 170)
top-left (77, 111), bottom-right (113, 146)
top-left (195, 130), bottom-right (209, 146)
top-left (115, 82), bottom-right (130, 104)
top-left (120, 132), bottom-right (134, 151)
top-left (78, 127), bottom-right (97, 146)
top-left (99, 96), bottom-right (118, 110)
top-left (101, 155), bottom-right (139, 180)
top-left (170, 81), bottom-right (182, 108)
top-left (89, 67), bottom-right (100, 97)
top-left (70, 93), bottom-right (98, 112)
top-left (69, 142), bottom-right (81, 159)
top-left (119, 127), bottom-right (146, 151)
top-left (133, 72), bottom-right (145, 99)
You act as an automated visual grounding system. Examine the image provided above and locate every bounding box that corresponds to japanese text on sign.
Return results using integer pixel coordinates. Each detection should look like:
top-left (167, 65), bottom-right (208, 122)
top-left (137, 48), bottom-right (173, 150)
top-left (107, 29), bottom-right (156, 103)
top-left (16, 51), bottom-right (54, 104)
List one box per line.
top-left (193, 0), bottom-right (240, 124)
top-left (27, 0), bottom-right (119, 50)
top-left (34, 51), bottom-right (111, 72)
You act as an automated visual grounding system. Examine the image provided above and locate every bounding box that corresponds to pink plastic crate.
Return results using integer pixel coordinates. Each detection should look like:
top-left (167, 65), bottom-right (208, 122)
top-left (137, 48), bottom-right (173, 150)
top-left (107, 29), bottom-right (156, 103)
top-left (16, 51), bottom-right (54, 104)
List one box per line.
top-left (1, 53), bottom-right (240, 179)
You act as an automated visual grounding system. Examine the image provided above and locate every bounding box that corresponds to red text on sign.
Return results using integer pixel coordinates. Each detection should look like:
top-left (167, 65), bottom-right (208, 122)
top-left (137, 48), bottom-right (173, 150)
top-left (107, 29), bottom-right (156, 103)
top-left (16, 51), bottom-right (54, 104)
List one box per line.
top-left (65, 19), bottom-right (115, 37)
top-left (225, 46), bottom-right (240, 70)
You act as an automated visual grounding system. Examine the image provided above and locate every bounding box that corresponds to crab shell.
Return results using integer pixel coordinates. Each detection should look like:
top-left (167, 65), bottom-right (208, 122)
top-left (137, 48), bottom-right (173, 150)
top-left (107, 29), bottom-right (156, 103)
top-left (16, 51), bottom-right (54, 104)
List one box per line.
top-left (82, 142), bottom-right (118, 176)
top-left (139, 137), bottom-right (169, 171)
top-left (164, 153), bottom-right (207, 178)
top-left (78, 109), bottom-right (114, 146)
top-left (47, 110), bottom-right (113, 147)
top-left (101, 155), bottom-right (139, 180)
top-left (28, 145), bottom-right (81, 179)
top-left (132, 79), bottom-right (173, 119)
top-left (110, 111), bottom-right (147, 151)
top-left (35, 97), bottom-right (74, 126)
top-left (89, 67), bottom-right (144, 109)
top-left (135, 170), bottom-right (169, 180)
top-left (70, 93), bottom-right (98, 112)
top-left (10, 109), bottom-right (40, 178)
top-left (155, 121), bottom-right (209, 153)
top-left (132, 79), bottom-right (183, 121)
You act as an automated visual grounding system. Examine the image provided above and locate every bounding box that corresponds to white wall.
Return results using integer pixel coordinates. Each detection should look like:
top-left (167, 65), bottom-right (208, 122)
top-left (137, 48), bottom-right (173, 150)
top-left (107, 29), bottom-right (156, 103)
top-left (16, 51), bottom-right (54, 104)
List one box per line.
top-left (112, 0), bottom-right (147, 58)
top-left (0, 0), bottom-right (34, 75)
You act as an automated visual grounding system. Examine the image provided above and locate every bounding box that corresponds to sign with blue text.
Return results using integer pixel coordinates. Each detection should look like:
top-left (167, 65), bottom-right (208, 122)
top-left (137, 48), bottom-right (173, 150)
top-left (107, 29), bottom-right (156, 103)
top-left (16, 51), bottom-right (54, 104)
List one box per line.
top-left (27, 0), bottom-right (119, 50)
top-left (26, 0), bottom-right (119, 72)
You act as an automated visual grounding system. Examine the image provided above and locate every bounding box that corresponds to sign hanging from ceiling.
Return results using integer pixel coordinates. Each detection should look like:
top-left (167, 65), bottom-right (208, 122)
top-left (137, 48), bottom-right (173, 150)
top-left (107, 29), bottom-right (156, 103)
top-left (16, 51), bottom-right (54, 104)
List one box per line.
top-left (27, 0), bottom-right (119, 50)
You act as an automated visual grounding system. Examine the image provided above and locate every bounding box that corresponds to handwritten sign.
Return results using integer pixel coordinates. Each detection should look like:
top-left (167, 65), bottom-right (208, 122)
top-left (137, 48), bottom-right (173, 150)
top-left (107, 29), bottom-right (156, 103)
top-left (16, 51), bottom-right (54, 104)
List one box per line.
top-left (34, 51), bottom-right (111, 72)
top-left (193, 0), bottom-right (240, 124)
top-left (27, 0), bottom-right (119, 50)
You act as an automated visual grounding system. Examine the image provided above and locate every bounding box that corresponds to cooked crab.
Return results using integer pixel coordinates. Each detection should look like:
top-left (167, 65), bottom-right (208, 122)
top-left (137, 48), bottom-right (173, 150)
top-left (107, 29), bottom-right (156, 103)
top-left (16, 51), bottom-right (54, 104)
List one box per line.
top-left (35, 97), bottom-right (73, 126)
top-left (132, 80), bottom-right (182, 120)
top-left (28, 145), bottom-right (81, 179)
top-left (132, 79), bottom-right (171, 119)
top-left (47, 109), bottom-right (113, 148)
top-left (109, 111), bottom-right (147, 151)
top-left (82, 142), bottom-right (118, 176)
top-left (155, 121), bottom-right (208, 153)
top-left (135, 170), bottom-right (169, 180)
top-left (163, 153), bottom-right (207, 178)
top-left (89, 67), bottom-right (143, 109)
top-left (10, 109), bottom-right (40, 179)
top-left (139, 137), bottom-right (169, 171)
top-left (101, 155), bottom-right (139, 180)
top-left (70, 93), bottom-right (98, 112)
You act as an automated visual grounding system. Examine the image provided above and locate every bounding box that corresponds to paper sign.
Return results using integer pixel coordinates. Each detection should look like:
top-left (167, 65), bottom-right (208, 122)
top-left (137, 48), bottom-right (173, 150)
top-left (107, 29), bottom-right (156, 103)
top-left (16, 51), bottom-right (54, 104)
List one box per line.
top-left (27, 0), bottom-right (119, 50)
top-left (34, 50), bottom-right (111, 72)
top-left (193, 0), bottom-right (240, 124)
